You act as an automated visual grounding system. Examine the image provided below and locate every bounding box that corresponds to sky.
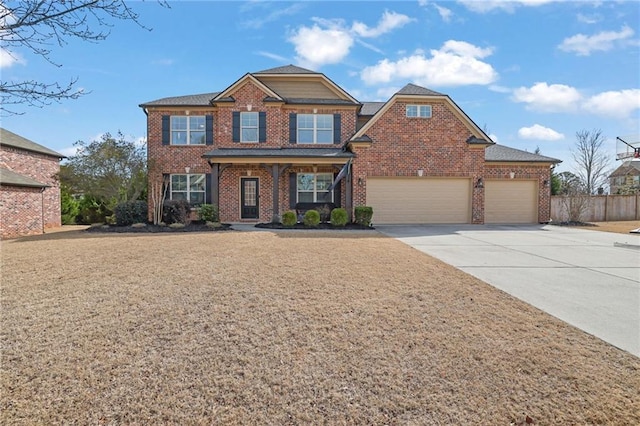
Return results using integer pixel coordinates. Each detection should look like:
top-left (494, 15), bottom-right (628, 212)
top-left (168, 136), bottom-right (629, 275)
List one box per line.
top-left (2, 0), bottom-right (639, 176)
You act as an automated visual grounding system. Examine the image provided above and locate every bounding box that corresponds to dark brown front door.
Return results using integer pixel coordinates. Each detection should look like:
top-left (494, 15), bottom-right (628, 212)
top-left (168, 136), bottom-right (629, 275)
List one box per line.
top-left (241, 178), bottom-right (259, 219)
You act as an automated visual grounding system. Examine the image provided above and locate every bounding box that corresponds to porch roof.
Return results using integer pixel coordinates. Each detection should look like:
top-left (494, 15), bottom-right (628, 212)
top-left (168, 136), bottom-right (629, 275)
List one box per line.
top-left (203, 147), bottom-right (352, 164)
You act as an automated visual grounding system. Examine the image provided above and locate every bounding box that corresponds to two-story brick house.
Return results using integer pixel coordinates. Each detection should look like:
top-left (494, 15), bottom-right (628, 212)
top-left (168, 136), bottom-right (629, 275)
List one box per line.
top-left (141, 65), bottom-right (560, 225)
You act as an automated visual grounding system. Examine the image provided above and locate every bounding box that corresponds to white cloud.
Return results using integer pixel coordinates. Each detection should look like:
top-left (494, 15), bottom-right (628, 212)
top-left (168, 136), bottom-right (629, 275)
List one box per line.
top-left (288, 20), bottom-right (354, 69)
top-left (577, 13), bottom-right (600, 24)
top-left (518, 124), bottom-right (565, 141)
top-left (0, 48), bottom-right (25, 68)
top-left (360, 40), bottom-right (497, 87)
top-left (433, 4), bottom-right (453, 23)
top-left (489, 133), bottom-right (499, 143)
top-left (240, 3), bottom-right (305, 29)
top-left (256, 51), bottom-right (290, 62)
top-left (458, 0), bottom-right (554, 13)
top-left (352, 10), bottom-right (413, 38)
top-left (512, 82), bottom-right (582, 112)
top-left (558, 25), bottom-right (635, 56)
top-left (582, 89), bottom-right (640, 118)
top-left (288, 11), bottom-right (411, 69)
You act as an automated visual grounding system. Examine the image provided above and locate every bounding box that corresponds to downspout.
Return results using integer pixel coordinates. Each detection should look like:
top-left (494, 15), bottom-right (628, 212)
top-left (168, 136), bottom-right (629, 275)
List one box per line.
top-left (41, 186), bottom-right (46, 234)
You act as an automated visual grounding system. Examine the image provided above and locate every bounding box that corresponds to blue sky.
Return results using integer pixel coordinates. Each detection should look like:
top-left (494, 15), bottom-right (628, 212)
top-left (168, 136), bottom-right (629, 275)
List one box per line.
top-left (2, 0), bottom-right (639, 175)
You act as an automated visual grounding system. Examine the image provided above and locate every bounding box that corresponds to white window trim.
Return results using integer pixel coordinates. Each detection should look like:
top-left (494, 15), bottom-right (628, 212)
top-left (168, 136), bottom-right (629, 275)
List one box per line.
top-left (297, 114), bottom-right (333, 144)
top-left (170, 116), bottom-right (206, 145)
top-left (406, 105), bottom-right (432, 118)
top-left (170, 174), bottom-right (206, 206)
top-left (297, 172), bottom-right (334, 203)
top-left (241, 112), bottom-right (258, 143)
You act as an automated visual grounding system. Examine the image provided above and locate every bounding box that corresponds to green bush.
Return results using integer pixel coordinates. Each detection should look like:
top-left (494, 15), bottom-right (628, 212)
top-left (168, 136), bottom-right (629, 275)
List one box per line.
top-left (163, 200), bottom-right (191, 224)
top-left (60, 191), bottom-right (79, 225)
top-left (114, 200), bottom-right (148, 226)
top-left (76, 195), bottom-right (110, 224)
top-left (303, 209), bottom-right (320, 227)
top-left (330, 207), bottom-right (348, 227)
top-left (197, 204), bottom-right (219, 222)
top-left (354, 206), bottom-right (373, 227)
top-left (281, 211), bottom-right (297, 227)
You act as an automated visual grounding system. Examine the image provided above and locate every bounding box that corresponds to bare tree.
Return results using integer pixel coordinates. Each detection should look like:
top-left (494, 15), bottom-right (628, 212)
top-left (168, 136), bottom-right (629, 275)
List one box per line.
top-left (0, 1), bottom-right (165, 115)
top-left (571, 129), bottom-right (610, 195)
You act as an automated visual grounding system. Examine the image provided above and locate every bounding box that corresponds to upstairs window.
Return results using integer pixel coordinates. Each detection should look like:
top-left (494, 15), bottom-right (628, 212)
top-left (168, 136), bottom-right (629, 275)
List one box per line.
top-left (241, 112), bottom-right (258, 143)
top-left (171, 116), bottom-right (205, 145)
top-left (406, 105), bottom-right (432, 118)
top-left (297, 173), bottom-right (333, 202)
top-left (170, 174), bottom-right (205, 206)
top-left (297, 114), bottom-right (333, 144)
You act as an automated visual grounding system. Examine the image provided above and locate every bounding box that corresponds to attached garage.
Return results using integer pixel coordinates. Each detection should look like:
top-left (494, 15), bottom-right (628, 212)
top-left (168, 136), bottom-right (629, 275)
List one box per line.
top-left (366, 177), bottom-right (471, 224)
top-left (485, 180), bottom-right (538, 224)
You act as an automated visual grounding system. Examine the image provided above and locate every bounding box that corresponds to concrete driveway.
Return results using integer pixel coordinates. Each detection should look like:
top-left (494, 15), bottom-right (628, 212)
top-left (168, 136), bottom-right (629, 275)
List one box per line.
top-left (377, 224), bottom-right (640, 357)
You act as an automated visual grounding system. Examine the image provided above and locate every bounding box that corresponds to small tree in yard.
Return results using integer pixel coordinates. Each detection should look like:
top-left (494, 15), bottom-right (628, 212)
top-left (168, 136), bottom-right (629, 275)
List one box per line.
top-left (556, 171), bottom-right (589, 223)
top-left (572, 129), bottom-right (610, 195)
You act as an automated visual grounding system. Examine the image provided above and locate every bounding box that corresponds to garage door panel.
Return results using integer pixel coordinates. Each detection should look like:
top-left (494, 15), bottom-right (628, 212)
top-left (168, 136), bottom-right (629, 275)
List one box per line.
top-left (367, 178), bottom-right (470, 224)
top-left (485, 180), bottom-right (537, 223)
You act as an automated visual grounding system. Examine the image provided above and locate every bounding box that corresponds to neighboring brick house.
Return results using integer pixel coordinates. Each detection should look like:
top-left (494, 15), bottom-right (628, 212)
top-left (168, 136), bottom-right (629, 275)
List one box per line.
top-left (609, 161), bottom-right (640, 194)
top-left (141, 65), bottom-right (561, 224)
top-left (0, 128), bottom-right (65, 239)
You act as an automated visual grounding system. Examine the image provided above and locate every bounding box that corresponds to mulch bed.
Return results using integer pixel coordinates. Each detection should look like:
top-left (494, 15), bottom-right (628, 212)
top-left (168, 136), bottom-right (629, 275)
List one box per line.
top-left (86, 222), bottom-right (233, 233)
top-left (255, 222), bottom-right (374, 230)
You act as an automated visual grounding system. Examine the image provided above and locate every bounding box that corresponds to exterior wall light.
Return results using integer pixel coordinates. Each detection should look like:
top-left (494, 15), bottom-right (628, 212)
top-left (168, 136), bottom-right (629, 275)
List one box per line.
top-left (185, 167), bottom-right (190, 174)
top-left (543, 180), bottom-right (550, 187)
top-left (476, 177), bottom-right (484, 188)
top-left (510, 171), bottom-right (515, 179)
top-left (417, 169), bottom-right (424, 177)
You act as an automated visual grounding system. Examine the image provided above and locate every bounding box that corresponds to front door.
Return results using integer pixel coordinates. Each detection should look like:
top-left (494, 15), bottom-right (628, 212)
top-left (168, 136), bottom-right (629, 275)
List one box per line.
top-left (240, 178), bottom-right (259, 219)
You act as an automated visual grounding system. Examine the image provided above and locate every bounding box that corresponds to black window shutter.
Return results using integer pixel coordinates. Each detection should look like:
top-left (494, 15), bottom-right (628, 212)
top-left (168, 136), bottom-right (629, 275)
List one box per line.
top-left (289, 113), bottom-right (297, 144)
top-left (205, 115), bottom-right (213, 145)
top-left (333, 172), bottom-right (342, 207)
top-left (205, 173), bottom-right (212, 204)
top-left (289, 173), bottom-right (297, 208)
top-left (258, 112), bottom-right (266, 143)
top-left (232, 112), bottom-right (240, 143)
top-left (333, 113), bottom-right (341, 144)
top-left (162, 116), bottom-right (170, 145)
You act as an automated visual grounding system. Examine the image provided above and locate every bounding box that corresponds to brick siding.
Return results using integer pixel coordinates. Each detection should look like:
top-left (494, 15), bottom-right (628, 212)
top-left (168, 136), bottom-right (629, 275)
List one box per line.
top-left (0, 146), bottom-right (62, 238)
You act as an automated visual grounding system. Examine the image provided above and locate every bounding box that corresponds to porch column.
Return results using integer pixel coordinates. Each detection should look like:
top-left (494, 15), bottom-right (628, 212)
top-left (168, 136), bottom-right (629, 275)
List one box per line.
top-left (345, 165), bottom-right (353, 221)
top-left (271, 164), bottom-right (280, 222)
top-left (210, 162), bottom-right (219, 207)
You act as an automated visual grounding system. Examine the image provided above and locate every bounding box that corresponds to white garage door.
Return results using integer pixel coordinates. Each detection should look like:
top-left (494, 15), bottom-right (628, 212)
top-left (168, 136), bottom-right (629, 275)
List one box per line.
top-left (366, 178), bottom-right (471, 224)
top-left (485, 180), bottom-right (538, 224)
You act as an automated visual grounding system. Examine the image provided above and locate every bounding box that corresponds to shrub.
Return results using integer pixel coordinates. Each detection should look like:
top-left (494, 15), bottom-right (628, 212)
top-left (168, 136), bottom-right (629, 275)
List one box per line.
top-left (354, 206), bottom-right (374, 227)
top-left (281, 211), bottom-right (297, 227)
top-left (163, 200), bottom-right (191, 224)
top-left (114, 200), bottom-right (148, 226)
top-left (198, 204), bottom-right (219, 222)
top-left (330, 208), bottom-right (348, 227)
top-left (303, 209), bottom-right (320, 227)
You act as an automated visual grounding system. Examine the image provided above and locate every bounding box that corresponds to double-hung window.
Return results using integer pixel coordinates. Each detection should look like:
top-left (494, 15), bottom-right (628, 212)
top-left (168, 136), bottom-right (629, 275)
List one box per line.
top-left (241, 112), bottom-right (258, 143)
top-left (297, 114), bottom-right (333, 144)
top-left (171, 116), bottom-right (205, 145)
top-left (297, 173), bottom-right (333, 202)
top-left (170, 174), bottom-right (205, 206)
top-left (406, 105), bottom-right (432, 118)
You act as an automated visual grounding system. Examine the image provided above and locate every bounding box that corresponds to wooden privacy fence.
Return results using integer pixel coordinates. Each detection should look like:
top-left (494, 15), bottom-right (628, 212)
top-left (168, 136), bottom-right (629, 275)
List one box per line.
top-left (550, 194), bottom-right (640, 222)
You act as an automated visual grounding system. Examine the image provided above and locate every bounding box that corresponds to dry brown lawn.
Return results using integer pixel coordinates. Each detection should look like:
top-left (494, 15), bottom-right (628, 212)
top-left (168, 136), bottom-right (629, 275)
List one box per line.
top-left (577, 220), bottom-right (640, 235)
top-left (1, 228), bottom-right (639, 425)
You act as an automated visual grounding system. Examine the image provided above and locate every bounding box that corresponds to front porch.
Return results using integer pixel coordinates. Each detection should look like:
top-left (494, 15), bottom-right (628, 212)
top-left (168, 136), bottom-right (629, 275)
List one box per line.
top-left (203, 147), bottom-right (353, 223)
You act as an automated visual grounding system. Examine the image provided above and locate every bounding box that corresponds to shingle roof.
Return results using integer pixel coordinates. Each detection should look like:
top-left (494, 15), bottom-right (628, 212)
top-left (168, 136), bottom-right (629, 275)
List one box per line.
top-left (139, 92), bottom-right (220, 107)
top-left (396, 83), bottom-right (444, 96)
top-left (0, 167), bottom-right (48, 188)
top-left (253, 64), bottom-right (318, 74)
top-left (609, 161), bottom-right (640, 177)
top-left (0, 128), bottom-right (65, 158)
top-left (203, 147), bottom-right (353, 159)
top-left (360, 102), bottom-right (385, 115)
top-left (485, 144), bottom-right (561, 163)
top-left (284, 98), bottom-right (359, 106)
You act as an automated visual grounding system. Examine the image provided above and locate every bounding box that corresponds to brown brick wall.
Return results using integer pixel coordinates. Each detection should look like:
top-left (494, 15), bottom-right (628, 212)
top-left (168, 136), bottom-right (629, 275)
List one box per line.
top-left (351, 100), bottom-right (487, 223)
top-left (0, 185), bottom-right (47, 239)
top-left (0, 146), bottom-right (62, 238)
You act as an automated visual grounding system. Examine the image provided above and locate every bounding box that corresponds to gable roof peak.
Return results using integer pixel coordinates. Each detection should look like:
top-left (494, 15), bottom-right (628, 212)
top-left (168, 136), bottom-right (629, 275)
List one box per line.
top-left (253, 64), bottom-right (318, 75)
top-left (397, 83), bottom-right (444, 97)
